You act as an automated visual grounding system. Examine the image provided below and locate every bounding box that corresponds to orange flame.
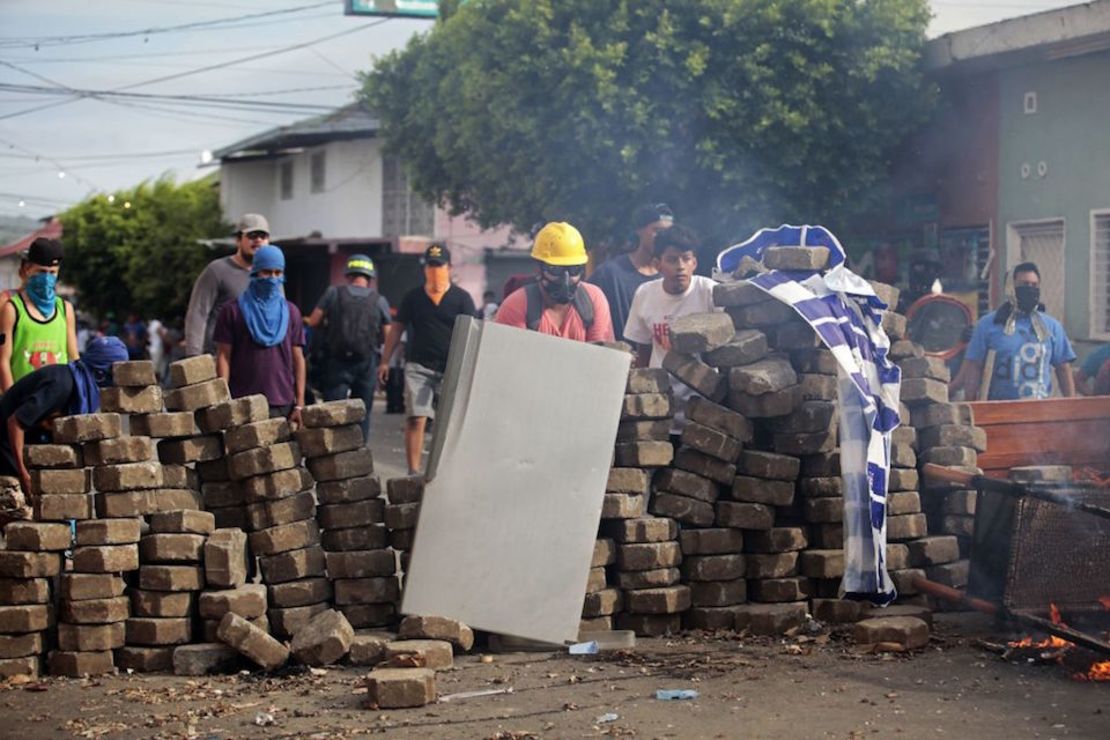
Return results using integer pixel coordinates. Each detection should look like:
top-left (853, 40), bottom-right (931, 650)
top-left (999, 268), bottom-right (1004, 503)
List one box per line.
top-left (1075, 661), bottom-right (1110, 682)
top-left (1003, 602), bottom-right (1110, 680)
top-left (1007, 603), bottom-right (1070, 650)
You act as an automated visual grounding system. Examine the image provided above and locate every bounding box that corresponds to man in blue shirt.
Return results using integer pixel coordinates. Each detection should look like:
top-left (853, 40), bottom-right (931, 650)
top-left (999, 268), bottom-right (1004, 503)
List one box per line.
top-left (952, 262), bottom-right (1076, 401)
top-left (1076, 343), bottom-right (1110, 395)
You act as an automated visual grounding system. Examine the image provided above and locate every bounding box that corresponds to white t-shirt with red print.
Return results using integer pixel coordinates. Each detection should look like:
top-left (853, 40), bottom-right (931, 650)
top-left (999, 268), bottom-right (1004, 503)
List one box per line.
top-left (623, 275), bottom-right (721, 432)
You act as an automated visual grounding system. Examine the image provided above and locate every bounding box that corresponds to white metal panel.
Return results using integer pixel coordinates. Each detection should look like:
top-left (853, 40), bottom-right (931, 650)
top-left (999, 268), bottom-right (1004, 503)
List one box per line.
top-left (401, 318), bottom-right (631, 644)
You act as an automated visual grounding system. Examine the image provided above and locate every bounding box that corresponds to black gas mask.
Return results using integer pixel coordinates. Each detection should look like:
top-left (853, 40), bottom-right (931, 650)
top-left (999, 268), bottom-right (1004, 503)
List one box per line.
top-left (539, 264), bottom-right (584, 304)
top-left (1014, 284), bottom-right (1041, 314)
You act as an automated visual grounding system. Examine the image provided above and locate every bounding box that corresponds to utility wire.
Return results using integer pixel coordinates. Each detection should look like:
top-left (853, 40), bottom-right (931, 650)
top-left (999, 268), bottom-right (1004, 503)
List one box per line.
top-left (0, 2), bottom-right (337, 49)
top-left (0, 43), bottom-right (286, 63)
top-left (0, 19), bottom-right (387, 122)
top-left (0, 136), bottom-right (100, 191)
top-left (0, 82), bottom-right (341, 114)
top-left (0, 148), bottom-right (201, 162)
top-left (117, 19), bottom-right (390, 92)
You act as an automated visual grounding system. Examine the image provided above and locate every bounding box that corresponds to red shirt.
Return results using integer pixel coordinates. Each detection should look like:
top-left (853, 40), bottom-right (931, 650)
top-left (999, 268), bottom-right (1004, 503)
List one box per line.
top-left (495, 283), bottom-right (614, 342)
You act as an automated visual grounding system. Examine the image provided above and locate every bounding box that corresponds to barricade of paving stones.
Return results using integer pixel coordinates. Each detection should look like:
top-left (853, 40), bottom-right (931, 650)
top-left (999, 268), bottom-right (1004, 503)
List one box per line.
top-left (560, 247), bottom-right (982, 639)
top-left (299, 400), bottom-right (398, 631)
top-left (0, 358), bottom-right (408, 679)
top-left (0, 284), bottom-right (986, 677)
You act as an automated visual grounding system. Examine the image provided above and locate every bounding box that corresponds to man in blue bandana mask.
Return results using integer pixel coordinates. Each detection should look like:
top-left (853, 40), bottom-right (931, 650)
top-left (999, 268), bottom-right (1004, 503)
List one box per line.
top-left (0, 336), bottom-right (127, 502)
top-left (214, 245), bottom-right (307, 427)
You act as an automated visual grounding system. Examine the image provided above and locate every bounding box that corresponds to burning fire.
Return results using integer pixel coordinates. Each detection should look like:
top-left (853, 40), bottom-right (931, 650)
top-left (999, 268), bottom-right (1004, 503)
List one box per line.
top-left (1007, 602), bottom-right (1110, 681)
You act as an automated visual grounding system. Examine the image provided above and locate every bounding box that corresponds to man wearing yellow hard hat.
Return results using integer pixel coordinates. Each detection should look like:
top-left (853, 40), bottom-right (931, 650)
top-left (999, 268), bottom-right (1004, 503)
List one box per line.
top-left (495, 222), bottom-right (615, 342)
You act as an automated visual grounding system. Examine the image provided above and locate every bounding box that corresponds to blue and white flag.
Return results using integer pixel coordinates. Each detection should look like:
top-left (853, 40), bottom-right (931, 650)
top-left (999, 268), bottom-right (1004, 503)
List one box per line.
top-left (721, 226), bottom-right (901, 604)
top-left (716, 224), bottom-right (847, 276)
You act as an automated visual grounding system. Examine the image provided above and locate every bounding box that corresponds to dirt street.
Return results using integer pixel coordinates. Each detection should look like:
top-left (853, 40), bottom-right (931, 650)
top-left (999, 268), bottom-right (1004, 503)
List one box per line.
top-left (2, 613), bottom-right (1107, 739)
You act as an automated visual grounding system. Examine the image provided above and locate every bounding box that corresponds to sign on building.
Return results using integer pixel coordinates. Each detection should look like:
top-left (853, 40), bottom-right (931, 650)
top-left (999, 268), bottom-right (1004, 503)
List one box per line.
top-left (345, 0), bottom-right (440, 18)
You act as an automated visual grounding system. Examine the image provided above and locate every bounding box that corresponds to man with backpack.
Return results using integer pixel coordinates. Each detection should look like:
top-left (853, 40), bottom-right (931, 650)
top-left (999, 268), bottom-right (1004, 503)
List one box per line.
top-left (304, 254), bottom-right (391, 438)
top-left (495, 221), bottom-right (614, 343)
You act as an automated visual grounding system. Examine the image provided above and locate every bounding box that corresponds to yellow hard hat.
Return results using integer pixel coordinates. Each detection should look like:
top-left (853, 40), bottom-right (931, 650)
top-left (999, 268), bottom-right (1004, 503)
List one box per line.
top-left (531, 222), bottom-right (588, 266)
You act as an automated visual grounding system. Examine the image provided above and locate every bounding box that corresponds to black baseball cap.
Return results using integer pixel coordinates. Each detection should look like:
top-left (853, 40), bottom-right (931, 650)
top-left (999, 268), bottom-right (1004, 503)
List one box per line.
top-left (424, 242), bottom-right (450, 265)
top-left (25, 237), bottom-right (63, 267)
top-left (632, 203), bottom-right (674, 230)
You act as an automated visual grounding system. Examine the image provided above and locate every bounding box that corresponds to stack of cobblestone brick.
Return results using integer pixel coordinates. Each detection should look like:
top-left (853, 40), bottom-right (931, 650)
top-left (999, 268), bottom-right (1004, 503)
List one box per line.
top-left (0, 520), bottom-right (64, 678)
top-left (581, 535), bottom-right (616, 633)
top-left (606, 369), bottom-right (690, 636)
top-left (362, 616), bottom-right (474, 709)
top-left (223, 408), bottom-right (321, 641)
top-left (384, 475), bottom-right (422, 591)
top-left (579, 367), bottom-right (660, 632)
top-left (153, 357), bottom-right (231, 526)
top-left (692, 249), bottom-right (975, 627)
top-left (299, 400), bottom-right (395, 631)
top-left (911, 400), bottom-right (983, 599)
top-left (190, 523), bottom-right (268, 674)
top-left (118, 510), bottom-right (211, 671)
top-left (21, 417), bottom-right (136, 676)
top-left (56, 512), bottom-right (138, 675)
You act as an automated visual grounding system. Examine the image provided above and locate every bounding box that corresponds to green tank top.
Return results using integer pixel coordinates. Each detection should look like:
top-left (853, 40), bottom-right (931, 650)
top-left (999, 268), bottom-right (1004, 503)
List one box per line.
top-left (10, 293), bottom-right (69, 383)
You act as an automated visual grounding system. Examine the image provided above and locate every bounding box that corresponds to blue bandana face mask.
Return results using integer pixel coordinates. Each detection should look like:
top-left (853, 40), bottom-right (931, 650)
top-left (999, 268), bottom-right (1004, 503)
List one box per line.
top-left (250, 275), bottom-right (283, 300)
top-left (26, 272), bottom-right (57, 317)
top-left (239, 275), bottom-right (289, 348)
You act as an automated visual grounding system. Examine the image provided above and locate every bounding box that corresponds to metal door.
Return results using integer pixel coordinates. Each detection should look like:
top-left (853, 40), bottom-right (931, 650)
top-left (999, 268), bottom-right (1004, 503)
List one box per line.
top-left (1012, 220), bottom-right (1065, 322)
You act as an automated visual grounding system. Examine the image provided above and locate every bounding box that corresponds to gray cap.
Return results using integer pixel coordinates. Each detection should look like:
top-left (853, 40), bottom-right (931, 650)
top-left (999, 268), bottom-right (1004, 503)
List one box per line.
top-left (233, 213), bottom-right (270, 235)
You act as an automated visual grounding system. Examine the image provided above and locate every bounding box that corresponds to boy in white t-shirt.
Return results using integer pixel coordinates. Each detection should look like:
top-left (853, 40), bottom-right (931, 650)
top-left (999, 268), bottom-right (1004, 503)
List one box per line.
top-left (623, 224), bottom-right (721, 430)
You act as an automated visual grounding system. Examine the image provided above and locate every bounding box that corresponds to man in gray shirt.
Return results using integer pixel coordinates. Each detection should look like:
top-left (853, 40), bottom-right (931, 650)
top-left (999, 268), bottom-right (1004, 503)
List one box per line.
top-left (185, 214), bottom-right (270, 357)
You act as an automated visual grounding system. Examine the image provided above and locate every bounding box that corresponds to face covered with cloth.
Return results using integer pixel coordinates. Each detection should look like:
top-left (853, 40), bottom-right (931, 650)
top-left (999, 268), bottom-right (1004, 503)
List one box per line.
top-left (238, 245), bottom-right (289, 347)
top-left (69, 336), bottom-right (129, 415)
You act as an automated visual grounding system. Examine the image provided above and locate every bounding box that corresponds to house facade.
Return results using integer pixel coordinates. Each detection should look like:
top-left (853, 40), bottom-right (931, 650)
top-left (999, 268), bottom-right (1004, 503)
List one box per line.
top-left (910, 1), bottom-right (1110, 353)
top-left (214, 104), bottom-right (518, 311)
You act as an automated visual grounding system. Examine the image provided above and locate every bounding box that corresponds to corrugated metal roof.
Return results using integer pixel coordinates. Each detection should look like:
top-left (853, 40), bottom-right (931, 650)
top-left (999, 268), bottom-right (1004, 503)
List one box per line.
top-left (212, 103), bottom-right (379, 161)
top-left (0, 216), bottom-right (62, 259)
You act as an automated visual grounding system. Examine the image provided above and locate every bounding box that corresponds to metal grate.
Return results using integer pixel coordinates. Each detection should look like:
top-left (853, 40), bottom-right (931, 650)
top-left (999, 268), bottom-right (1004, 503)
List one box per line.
top-left (1002, 487), bottom-right (1110, 611)
top-left (1092, 214), bottom-right (1110, 337)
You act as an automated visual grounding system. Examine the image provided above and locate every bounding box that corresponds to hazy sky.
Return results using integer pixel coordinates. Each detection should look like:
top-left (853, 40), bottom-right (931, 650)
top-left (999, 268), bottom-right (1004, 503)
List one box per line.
top-left (0, 0), bottom-right (1086, 221)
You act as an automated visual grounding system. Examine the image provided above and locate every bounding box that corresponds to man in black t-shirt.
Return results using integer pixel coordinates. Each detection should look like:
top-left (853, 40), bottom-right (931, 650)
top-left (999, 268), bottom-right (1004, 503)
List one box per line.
top-left (377, 243), bottom-right (476, 475)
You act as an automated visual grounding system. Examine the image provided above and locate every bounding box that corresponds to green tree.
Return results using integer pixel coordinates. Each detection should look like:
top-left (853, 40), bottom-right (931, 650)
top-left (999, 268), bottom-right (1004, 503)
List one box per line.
top-left (59, 175), bottom-right (227, 321)
top-left (363, 0), bottom-right (934, 250)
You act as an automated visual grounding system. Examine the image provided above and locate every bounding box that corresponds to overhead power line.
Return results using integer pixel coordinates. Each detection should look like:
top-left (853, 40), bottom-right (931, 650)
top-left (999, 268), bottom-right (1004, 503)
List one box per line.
top-left (0, 148), bottom-right (200, 162)
top-left (0, 2), bottom-right (337, 50)
top-left (0, 19), bottom-right (388, 123)
top-left (117, 19), bottom-right (390, 92)
top-left (0, 82), bottom-right (343, 114)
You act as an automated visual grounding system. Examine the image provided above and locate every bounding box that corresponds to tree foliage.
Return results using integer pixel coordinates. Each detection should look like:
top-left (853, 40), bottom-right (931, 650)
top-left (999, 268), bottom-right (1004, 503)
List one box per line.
top-left (59, 176), bottom-right (227, 321)
top-left (363, 0), bottom-right (935, 250)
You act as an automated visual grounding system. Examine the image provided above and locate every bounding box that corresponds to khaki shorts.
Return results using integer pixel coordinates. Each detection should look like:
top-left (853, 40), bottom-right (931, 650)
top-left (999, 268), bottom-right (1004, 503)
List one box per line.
top-left (403, 361), bottom-right (443, 419)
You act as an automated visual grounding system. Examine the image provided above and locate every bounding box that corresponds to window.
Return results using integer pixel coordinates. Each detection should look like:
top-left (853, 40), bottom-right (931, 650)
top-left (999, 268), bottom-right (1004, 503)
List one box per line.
top-left (279, 160), bottom-right (294, 200)
top-left (381, 154), bottom-right (434, 237)
top-left (1091, 212), bottom-right (1110, 339)
top-left (310, 150), bottom-right (326, 194)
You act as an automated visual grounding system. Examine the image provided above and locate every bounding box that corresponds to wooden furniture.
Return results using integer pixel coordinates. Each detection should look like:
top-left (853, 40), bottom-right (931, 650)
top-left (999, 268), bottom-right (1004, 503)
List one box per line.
top-left (968, 396), bottom-right (1110, 477)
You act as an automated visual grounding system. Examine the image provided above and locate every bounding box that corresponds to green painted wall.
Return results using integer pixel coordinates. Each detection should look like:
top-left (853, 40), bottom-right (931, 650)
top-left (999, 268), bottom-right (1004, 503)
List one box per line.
top-left (998, 49), bottom-right (1110, 342)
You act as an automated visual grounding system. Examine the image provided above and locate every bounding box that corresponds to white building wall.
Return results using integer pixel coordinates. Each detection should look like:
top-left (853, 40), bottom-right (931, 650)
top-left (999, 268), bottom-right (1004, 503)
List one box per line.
top-left (0, 256), bottom-right (21, 293)
top-left (220, 139), bottom-right (384, 240)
